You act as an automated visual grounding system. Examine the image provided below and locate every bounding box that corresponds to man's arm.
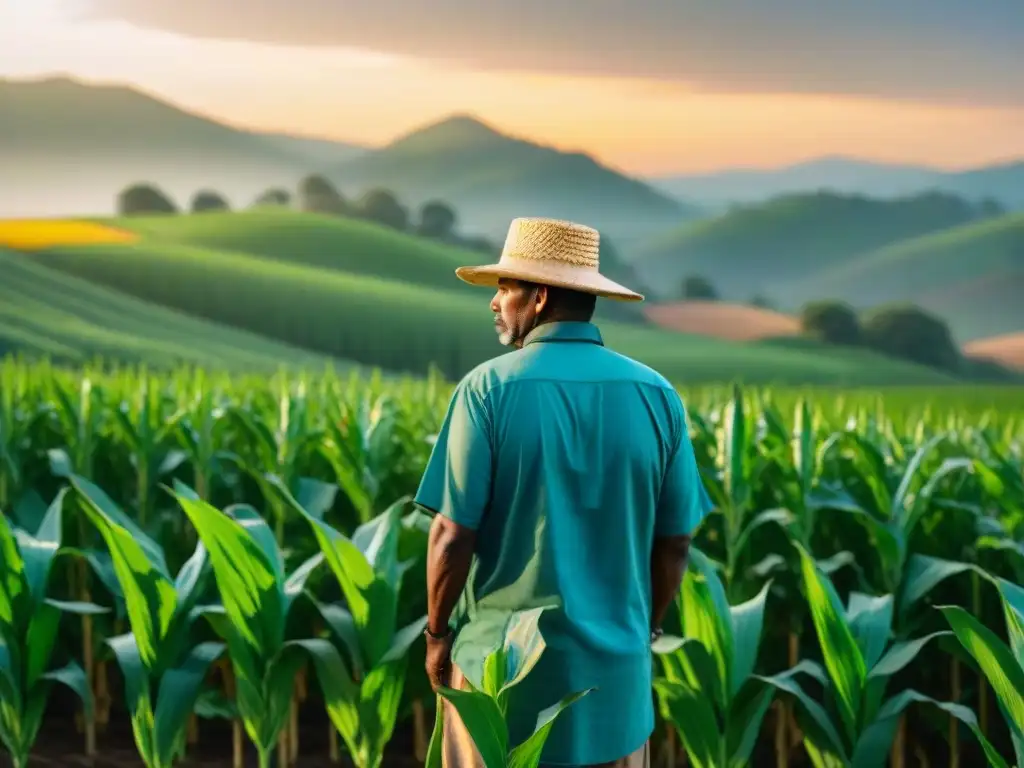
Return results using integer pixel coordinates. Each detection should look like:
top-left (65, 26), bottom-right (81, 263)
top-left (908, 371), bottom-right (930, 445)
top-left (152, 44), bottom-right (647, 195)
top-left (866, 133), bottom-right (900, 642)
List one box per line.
top-left (426, 515), bottom-right (477, 636)
top-left (651, 395), bottom-right (713, 635)
top-left (650, 533), bottom-right (690, 634)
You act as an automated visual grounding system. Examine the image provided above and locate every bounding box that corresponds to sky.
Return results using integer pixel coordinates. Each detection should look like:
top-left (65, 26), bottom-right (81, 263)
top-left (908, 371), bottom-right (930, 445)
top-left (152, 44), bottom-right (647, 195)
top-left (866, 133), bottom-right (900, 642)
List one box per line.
top-left (2, 0), bottom-right (1023, 175)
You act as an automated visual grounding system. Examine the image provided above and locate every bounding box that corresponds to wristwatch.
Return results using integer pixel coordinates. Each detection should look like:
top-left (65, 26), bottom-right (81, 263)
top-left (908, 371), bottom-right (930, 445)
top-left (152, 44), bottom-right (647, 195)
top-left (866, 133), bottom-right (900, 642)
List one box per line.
top-left (650, 628), bottom-right (664, 644)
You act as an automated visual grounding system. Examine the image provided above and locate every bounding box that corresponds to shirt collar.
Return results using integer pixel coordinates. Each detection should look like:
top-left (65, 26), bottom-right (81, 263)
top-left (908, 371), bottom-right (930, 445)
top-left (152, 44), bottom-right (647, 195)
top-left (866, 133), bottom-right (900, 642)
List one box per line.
top-left (523, 321), bottom-right (604, 347)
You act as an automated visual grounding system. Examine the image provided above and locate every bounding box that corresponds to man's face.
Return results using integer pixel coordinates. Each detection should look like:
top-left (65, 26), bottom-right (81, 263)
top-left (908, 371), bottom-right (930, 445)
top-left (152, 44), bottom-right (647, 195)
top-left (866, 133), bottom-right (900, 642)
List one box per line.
top-left (491, 278), bottom-right (546, 348)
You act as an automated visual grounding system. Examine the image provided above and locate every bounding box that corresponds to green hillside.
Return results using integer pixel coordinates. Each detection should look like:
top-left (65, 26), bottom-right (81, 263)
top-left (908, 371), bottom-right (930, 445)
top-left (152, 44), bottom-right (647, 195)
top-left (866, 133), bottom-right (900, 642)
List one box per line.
top-left (108, 209), bottom-right (649, 326)
top-left (24, 212), bottom-right (958, 386)
top-left (333, 115), bottom-right (699, 246)
top-left (631, 190), bottom-right (995, 302)
top-left (794, 212), bottom-right (1024, 341)
top-left (0, 247), bottom-right (338, 371)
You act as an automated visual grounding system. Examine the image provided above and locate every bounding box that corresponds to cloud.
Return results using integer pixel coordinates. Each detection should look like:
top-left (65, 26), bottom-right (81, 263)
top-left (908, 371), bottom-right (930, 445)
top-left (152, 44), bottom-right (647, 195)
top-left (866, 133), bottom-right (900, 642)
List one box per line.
top-left (81, 0), bottom-right (1024, 107)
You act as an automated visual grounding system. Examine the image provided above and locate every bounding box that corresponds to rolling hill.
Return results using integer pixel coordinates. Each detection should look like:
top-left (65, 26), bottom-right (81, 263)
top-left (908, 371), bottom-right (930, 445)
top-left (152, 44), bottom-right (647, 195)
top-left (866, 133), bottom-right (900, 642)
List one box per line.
top-left (15, 210), bottom-right (958, 386)
top-left (0, 76), bottom-right (364, 218)
top-left (629, 190), bottom-right (993, 302)
top-left (0, 247), bottom-right (338, 370)
top-left (331, 114), bottom-right (700, 246)
top-left (650, 156), bottom-right (1024, 210)
top-left (792, 212), bottom-right (1024, 342)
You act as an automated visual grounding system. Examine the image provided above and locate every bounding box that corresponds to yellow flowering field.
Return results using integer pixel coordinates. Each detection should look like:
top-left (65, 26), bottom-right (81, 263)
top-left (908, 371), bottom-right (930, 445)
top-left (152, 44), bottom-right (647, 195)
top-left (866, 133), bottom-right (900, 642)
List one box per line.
top-left (0, 219), bottom-right (137, 251)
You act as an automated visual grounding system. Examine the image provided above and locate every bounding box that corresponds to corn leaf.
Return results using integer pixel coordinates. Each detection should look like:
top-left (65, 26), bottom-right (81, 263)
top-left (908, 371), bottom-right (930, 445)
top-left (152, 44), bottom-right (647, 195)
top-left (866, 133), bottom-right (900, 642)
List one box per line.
top-left (75, 477), bottom-right (176, 669)
top-left (434, 686), bottom-right (508, 768)
top-left (152, 641), bottom-right (226, 765)
top-left (506, 688), bottom-right (593, 768)
top-left (939, 604), bottom-right (1024, 736)
top-left (172, 481), bottom-right (283, 658)
top-left (798, 545), bottom-right (865, 745)
top-left (654, 678), bottom-right (721, 768)
top-left (728, 580), bottom-right (771, 699)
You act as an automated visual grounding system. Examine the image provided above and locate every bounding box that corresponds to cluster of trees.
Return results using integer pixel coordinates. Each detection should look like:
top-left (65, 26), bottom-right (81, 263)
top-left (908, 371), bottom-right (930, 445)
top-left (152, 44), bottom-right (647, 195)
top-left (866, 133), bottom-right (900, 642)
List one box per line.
top-left (115, 177), bottom-right (498, 255)
top-left (799, 300), bottom-right (966, 372)
top-left (677, 272), bottom-right (977, 374)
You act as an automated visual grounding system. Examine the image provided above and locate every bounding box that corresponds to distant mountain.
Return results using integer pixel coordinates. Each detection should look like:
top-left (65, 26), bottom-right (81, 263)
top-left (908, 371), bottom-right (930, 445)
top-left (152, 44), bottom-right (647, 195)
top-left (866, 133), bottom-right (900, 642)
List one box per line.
top-left (630, 190), bottom-right (996, 302)
top-left (650, 155), bottom-right (1024, 210)
top-left (252, 131), bottom-right (367, 167)
top-left (331, 114), bottom-right (701, 245)
top-left (0, 76), bottom-right (366, 217)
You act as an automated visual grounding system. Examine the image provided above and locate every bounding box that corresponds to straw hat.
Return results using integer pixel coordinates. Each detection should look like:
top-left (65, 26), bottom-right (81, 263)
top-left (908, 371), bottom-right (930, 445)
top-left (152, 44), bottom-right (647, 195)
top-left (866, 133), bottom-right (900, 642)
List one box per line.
top-left (455, 217), bottom-right (644, 302)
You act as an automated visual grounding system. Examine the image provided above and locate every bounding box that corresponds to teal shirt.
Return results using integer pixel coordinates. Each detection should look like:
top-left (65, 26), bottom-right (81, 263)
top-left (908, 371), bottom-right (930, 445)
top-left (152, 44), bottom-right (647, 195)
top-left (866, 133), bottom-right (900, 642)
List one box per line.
top-left (415, 321), bottom-right (713, 765)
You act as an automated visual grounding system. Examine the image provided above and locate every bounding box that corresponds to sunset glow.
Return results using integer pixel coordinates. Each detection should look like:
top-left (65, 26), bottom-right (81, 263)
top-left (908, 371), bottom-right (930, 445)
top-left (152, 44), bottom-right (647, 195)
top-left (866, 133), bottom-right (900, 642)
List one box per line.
top-left (2, 0), bottom-right (1023, 174)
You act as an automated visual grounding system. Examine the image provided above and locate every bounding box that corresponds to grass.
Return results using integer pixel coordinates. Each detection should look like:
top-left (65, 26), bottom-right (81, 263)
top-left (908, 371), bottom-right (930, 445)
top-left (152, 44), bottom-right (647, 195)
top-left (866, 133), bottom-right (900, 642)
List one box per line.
top-left (26, 210), bottom-right (963, 386)
top-left (0, 247), bottom-right (340, 371)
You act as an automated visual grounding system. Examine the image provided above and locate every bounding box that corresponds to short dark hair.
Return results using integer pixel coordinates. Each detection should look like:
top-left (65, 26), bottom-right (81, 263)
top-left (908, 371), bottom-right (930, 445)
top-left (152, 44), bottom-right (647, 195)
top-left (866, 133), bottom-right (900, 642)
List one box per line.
top-left (520, 280), bottom-right (597, 322)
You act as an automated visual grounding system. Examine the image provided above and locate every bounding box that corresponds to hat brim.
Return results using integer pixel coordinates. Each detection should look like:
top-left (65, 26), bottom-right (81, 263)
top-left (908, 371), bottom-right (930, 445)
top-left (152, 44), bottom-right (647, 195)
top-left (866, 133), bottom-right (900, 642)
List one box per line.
top-left (455, 259), bottom-right (644, 302)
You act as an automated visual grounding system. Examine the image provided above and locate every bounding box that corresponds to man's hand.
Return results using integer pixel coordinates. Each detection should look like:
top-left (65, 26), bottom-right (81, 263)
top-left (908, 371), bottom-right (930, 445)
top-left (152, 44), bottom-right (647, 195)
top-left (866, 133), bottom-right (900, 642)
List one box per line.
top-left (425, 631), bottom-right (454, 691)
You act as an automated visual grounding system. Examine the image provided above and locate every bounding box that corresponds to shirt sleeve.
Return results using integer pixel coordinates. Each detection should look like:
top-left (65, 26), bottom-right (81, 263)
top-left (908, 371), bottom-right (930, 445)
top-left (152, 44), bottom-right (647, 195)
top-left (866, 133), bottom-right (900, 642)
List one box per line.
top-left (655, 396), bottom-right (714, 537)
top-left (414, 378), bottom-right (493, 531)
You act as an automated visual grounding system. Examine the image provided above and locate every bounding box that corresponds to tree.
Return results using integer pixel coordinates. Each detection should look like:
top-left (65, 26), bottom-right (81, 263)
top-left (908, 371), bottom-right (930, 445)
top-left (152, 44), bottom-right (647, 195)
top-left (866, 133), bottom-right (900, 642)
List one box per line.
top-left (356, 188), bottom-right (408, 231)
top-left (254, 188), bottom-right (291, 207)
top-left (417, 200), bottom-right (457, 239)
top-left (190, 190), bottom-right (230, 213)
top-left (117, 183), bottom-right (177, 216)
top-left (681, 275), bottom-right (718, 300)
top-left (298, 174), bottom-right (346, 215)
top-left (861, 304), bottom-right (961, 371)
top-left (800, 300), bottom-right (861, 346)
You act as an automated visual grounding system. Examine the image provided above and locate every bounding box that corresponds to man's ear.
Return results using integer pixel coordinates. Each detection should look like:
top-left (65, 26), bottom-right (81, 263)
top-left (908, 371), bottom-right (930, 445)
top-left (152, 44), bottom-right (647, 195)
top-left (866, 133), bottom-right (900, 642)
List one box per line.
top-left (534, 284), bottom-right (550, 315)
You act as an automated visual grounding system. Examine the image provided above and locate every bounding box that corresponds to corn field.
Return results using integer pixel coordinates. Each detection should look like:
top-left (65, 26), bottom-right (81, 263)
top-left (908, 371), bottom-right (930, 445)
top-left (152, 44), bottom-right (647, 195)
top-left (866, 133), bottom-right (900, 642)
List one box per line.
top-left (1, 359), bottom-right (1022, 768)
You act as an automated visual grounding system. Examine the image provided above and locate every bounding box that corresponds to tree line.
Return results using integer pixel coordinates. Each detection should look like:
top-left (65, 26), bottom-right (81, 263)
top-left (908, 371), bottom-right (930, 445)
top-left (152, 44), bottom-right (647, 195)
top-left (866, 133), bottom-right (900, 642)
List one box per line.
top-left (678, 274), bottom-right (1014, 379)
top-left (115, 175), bottom-right (499, 256)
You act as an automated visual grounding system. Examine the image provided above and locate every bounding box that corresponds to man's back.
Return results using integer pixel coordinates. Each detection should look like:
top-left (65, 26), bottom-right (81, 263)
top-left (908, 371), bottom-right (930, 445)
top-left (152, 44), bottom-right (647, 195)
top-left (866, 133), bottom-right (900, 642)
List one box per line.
top-left (416, 321), bottom-right (711, 765)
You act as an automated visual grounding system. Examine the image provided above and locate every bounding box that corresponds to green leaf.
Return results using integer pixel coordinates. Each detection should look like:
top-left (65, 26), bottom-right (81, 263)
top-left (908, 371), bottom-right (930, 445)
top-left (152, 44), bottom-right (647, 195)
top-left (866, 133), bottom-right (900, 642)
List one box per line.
top-left (424, 697), bottom-right (444, 768)
top-left (724, 681), bottom-right (776, 768)
top-left (507, 688), bottom-right (594, 768)
top-left (939, 604), bottom-right (1024, 736)
top-left (997, 577), bottom-right (1024, 669)
top-left (172, 482), bottom-right (284, 659)
top-left (435, 686), bottom-right (508, 768)
top-left (0, 511), bottom-right (29, 636)
top-left (845, 592), bottom-right (893, 670)
top-left (755, 664), bottom-right (847, 764)
top-left (271, 477), bottom-right (396, 667)
top-left (898, 555), bottom-right (979, 623)
top-left (43, 659), bottom-right (91, 708)
top-left (106, 633), bottom-right (149, 717)
top-left (75, 479), bottom-right (176, 669)
top-left (499, 607), bottom-right (548, 696)
top-left (682, 548), bottom-right (732, 709)
top-left (14, 488), bottom-right (67, 608)
top-left (798, 545), bottom-right (865, 745)
top-left (654, 679), bottom-right (721, 768)
top-left (728, 580), bottom-right (771, 699)
top-left (153, 641), bottom-right (226, 764)
top-left (854, 689), bottom-right (1008, 768)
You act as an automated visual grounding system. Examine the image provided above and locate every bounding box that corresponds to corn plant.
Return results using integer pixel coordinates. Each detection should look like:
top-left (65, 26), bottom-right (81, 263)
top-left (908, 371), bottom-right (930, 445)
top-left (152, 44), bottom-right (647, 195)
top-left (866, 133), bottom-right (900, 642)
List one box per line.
top-left (272, 478), bottom-right (427, 768)
top-left (792, 546), bottom-right (990, 767)
top-left (70, 474), bottom-right (226, 768)
top-left (653, 547), bottom-right (821, 768)
top-left (424, 607), bottom-right (592, 768)
top-left (168, 479), bottom-right (356, 768)
top-left (939, 578), bottom-right (1024, 768)
top-left (0, 488), bottom-right (106, 768)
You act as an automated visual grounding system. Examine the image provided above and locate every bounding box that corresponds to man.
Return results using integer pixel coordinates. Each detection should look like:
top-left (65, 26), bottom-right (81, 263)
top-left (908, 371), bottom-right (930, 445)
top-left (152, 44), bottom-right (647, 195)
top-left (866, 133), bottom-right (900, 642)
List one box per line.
top-left (414, 217), bottom-right (712, 767)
